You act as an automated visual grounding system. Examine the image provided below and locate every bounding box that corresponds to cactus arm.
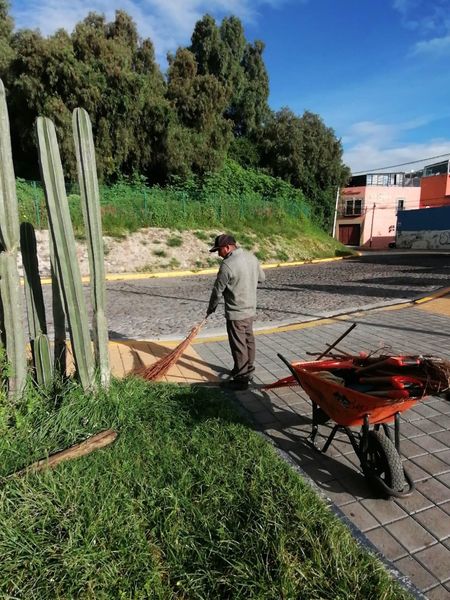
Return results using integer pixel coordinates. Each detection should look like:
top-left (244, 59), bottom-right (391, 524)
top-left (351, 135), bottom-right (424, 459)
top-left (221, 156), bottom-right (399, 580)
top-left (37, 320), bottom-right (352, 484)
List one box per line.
top-left (36, 116), bottom-right (95, 391)
top-left (20, 222), bottom-right (47, 338)
top-left (0, 79), bottom-right (27, 399)
top-left (0, 254), bottom-right (27, 397)
top-left (34, 332), bottom-right (53, 388)
top-left (0, 80), bottom-right (20, 252)
top-left (73, 108), bottom-right (110, 387)
top-left (20, 222), bottom-right (53, 386)
top-left (49, 235), bottom-right (66, 377)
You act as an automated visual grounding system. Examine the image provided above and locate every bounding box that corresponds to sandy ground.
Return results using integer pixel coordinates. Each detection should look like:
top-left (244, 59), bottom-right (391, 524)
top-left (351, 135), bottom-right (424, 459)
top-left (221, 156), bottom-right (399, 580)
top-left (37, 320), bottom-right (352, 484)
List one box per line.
top-left (18, 228), bottom-right (223, 277)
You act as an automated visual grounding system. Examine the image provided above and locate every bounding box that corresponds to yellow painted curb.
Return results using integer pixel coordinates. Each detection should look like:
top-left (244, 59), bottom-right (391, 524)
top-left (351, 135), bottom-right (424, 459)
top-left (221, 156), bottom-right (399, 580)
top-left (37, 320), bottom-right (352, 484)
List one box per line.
top-left (413, 286), bottom-right (450, 304)
top-left (33, 254), bottom-right (352, 285)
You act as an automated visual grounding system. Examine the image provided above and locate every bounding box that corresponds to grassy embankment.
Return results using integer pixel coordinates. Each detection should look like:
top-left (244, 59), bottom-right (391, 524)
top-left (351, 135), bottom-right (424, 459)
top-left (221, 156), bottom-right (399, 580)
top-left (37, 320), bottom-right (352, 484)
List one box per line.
top-left (0, 377), bottom-right (409, 599)
top-left (16, 160), bottom-right (351, 265)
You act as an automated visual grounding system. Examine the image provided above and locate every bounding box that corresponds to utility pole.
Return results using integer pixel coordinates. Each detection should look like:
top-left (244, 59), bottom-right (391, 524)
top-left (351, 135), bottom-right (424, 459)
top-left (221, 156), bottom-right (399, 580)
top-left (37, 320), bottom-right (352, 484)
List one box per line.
top-left (332, 186), bottom-right (340, 239)
top-left (369, 203), bottom-right (376, 248)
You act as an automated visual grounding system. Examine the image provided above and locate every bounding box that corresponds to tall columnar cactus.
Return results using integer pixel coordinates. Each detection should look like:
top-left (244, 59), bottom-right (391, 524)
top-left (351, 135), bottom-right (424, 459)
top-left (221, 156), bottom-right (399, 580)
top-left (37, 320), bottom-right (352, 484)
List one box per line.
top-left (0, 78), bottom-right (27, 398)
top-left (73, 108), bottom-right (110, 387)
top-left (36, 116), bottom-right (95, 391)
top-left (50, 236), bottom-right (66, 377)
top-left (20, 222), bottom-right (53, 387)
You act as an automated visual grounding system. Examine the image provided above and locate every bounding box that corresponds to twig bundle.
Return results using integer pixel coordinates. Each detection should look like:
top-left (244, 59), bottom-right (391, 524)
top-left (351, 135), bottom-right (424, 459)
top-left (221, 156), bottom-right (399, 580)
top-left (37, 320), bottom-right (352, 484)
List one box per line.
top-left (137, 319), bottom-right (206, 381)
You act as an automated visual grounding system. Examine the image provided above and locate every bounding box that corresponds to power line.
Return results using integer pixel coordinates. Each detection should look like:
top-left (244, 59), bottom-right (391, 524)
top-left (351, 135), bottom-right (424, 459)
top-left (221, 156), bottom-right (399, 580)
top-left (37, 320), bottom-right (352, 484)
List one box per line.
top-left (351, 153), bottom-right (450, 175)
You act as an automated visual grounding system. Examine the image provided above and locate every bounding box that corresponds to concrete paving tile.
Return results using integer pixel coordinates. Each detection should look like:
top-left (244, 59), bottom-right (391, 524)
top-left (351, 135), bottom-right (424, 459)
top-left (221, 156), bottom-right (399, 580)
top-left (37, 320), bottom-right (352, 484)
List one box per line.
top-left (414, 436), bottom-right (450, 454)
top-left (360, 498), bottom-right (408, 525)
top-left (432, 430), bottom-right (450, 446)
top-left (365, 527), bottom-right (408, 562)
top-left (413, 419), bottom-right (447, 435)
top-left (430, 413), bottom-right (450, 429)
top-left (436, 473), bottom-right (450, 487)
top-left (319, 480), bottom-right (356, 507)
top-left (394, 490), bottom-right (435, 515)
top-left (435, 451), bottom-right (450, 466)
top-left (414, 543), bottom-right (450, 583)
top-left (440, 501), bottom-right (450, 516)
top-left (404, 408), bottom-right (424, 422)
top-left (404, 460), bottom-right (434, 483)
top-left (389, 518), bottom-right (436, 553)
top-left (414, 506), bottom-right (450, 541)
top-left (426, 584), bottom-right (450, 599)
top-left (429, 399), bottom-right (450, 415)
top-left (401, 421), bottom-right (430, 438)
top-left (252, 409), bottom-right (278, 425)
top-left (400, 438), bottom-right (429, 459)
top-left (417, 478), bottom-right (450, 505)
top-left (394, 555), bottom-right (439, 592)
top-left (412, 454), bottom-right (450, 477)
top-left (413, 403), bottom-right (443, 420)
top-left (339, 501), bottom-right (379, 532)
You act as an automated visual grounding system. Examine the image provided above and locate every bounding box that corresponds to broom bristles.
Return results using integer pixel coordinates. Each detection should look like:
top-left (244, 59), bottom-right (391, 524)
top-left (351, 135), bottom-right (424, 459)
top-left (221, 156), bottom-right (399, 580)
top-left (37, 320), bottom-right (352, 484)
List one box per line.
top-left (137, 319), bottom-right (206, 381)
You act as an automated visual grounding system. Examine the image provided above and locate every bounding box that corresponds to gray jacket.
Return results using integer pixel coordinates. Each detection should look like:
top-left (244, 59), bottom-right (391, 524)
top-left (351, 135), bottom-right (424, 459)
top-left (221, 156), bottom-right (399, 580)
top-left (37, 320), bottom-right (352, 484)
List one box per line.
top-left (208, 247), bottom-right (266, 320)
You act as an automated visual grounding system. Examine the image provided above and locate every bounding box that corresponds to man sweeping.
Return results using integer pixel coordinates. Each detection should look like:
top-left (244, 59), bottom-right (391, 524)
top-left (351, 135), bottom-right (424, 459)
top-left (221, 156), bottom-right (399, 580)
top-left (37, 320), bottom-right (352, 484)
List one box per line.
top-left (206, 234), bottom-right (266, 390)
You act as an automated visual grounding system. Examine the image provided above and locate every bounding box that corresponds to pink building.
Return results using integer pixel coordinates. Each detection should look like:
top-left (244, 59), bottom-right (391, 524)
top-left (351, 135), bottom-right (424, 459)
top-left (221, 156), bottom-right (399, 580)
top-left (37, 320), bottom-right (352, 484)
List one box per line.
top-left (335, 172), bottom-right (421, 248)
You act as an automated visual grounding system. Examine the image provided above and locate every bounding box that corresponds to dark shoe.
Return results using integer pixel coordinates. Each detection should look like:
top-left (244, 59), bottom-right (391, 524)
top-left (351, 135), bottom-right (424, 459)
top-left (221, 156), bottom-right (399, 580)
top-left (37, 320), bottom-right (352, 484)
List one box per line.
top-left (220, 379), bottom-right (249, 391)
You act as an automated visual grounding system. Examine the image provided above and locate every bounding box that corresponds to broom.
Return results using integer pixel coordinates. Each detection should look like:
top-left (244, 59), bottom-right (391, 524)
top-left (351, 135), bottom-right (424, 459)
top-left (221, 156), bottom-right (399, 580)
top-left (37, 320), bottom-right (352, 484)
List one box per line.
top-left (137, 318), bottom-right (207, 381)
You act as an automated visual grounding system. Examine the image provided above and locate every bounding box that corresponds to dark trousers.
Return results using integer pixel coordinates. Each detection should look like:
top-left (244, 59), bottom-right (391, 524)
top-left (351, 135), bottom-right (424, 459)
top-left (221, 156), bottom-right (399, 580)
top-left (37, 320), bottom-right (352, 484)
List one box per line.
top-left (226, 318), bottom-right (256, 381)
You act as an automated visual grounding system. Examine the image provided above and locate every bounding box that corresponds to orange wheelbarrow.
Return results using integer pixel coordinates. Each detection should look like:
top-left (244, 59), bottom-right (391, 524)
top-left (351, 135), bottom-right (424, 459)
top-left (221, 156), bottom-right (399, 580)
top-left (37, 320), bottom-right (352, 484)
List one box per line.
top-left (274, 353), bottom-right (418, 498)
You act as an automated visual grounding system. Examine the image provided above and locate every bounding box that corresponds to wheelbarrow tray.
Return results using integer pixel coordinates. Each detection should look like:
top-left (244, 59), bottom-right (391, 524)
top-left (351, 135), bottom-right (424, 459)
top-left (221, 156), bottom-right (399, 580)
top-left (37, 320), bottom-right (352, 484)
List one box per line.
top-left (286, 360), bottom-right (420, 427)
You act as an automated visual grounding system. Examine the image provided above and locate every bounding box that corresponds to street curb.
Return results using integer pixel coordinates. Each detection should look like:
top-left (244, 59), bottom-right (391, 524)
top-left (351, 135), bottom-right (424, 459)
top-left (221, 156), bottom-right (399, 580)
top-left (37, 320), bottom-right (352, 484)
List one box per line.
top-left (126, 284), bottom-right (450, 347)
top-left (34, 253), bottom-right (358, 286)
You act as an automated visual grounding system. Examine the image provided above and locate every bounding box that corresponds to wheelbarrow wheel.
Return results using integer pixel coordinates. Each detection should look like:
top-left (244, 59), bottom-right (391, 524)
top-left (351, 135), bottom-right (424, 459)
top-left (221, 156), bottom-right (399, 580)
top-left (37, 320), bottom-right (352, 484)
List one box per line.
top-left (363, 430), bottom-right (406, 496)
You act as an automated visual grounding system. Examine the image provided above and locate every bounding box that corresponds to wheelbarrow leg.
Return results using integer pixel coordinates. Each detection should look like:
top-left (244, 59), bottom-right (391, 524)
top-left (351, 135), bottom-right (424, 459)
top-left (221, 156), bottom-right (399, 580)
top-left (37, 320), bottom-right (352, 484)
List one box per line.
top-left (309, 401), bottom-right (320, 446)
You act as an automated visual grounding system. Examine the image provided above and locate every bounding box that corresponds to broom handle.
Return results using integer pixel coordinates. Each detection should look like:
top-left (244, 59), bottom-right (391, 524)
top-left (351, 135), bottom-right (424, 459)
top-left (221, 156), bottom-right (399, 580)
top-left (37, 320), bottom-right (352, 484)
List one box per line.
top-left (316, 323), bottom-right (357, 361)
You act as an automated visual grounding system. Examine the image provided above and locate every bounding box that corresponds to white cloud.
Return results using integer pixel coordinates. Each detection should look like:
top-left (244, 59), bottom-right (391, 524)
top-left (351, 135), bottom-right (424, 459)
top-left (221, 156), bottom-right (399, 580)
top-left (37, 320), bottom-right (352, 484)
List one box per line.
top-left (11, 0), bottom-right (289, 64)
top-left (343, 119), bottom-right (450, 173)
top-left (393, 0), bottom-right (450, 56)
top-left (413, 34), bottom-right (450, 56)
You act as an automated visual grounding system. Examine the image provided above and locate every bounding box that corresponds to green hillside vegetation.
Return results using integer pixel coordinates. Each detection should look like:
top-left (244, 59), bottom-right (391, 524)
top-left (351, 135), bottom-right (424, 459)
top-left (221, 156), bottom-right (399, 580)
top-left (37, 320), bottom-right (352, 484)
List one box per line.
top-left (17, 160), bottom-right (350, 261)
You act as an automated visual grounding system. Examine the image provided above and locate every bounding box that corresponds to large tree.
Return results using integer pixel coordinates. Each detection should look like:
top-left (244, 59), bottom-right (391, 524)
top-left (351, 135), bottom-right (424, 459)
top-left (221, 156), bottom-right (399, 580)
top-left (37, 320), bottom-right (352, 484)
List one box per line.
top-left (258, 108), bottom-right (349, 226)
top-left (189, 15), bottom-right (269, 136)
top-left (6, 10), bottom-right (168, 181)
top-left (166, 48), bottom-right (232, 177)
top-left (0, 0), bottom-right (14, 77)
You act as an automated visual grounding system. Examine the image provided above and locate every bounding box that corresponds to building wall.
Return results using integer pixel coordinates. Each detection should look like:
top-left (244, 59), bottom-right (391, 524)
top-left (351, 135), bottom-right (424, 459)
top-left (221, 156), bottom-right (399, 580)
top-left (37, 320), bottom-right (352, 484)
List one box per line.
top-left (336, 185), bottom-right (420, 248)
top-left (396, 206), bottom-right (450, 249)
top-left (420, 174), bottom-right (450, 208)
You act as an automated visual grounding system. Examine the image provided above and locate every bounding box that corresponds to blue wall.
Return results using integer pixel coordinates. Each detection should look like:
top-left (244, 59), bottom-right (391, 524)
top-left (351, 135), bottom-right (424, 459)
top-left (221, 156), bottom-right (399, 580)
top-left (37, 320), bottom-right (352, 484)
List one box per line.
top-left (397, 206), bottom-right (450, 232)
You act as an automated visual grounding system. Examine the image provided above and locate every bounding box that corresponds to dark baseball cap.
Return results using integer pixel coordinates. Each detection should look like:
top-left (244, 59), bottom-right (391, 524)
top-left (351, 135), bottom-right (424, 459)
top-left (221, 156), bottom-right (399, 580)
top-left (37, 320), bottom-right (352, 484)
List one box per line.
top-left (209, 234), bottom-right (236, 252)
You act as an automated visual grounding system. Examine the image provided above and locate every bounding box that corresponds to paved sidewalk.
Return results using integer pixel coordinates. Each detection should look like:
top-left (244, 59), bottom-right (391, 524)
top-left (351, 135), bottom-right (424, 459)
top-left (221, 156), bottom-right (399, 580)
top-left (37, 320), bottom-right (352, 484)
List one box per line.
top-left (194, 297), bottom-right (450, 599)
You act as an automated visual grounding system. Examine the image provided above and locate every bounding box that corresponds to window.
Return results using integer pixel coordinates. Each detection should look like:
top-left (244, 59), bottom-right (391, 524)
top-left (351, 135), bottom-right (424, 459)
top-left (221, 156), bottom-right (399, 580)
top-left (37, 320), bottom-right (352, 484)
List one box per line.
top-left (345, 198), bottom-right (362, 215)
top-left (366, 172), bottom-right (404, 186)
top-left (423, 161), bottom-right (449, 177)
top-left (397, 198), bottom-right (405, 210)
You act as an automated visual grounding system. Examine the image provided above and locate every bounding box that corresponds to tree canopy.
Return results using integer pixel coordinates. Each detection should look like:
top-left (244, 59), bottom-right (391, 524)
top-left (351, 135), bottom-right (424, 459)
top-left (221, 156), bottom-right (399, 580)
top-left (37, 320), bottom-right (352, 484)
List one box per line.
top-left (0, 6), bottom-right (349, 226)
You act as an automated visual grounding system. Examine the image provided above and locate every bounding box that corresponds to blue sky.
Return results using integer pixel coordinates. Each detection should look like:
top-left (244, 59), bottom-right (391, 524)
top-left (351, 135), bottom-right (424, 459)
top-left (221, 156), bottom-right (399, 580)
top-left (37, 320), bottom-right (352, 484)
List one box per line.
top-left (9, 0), bottom-right (450, 173)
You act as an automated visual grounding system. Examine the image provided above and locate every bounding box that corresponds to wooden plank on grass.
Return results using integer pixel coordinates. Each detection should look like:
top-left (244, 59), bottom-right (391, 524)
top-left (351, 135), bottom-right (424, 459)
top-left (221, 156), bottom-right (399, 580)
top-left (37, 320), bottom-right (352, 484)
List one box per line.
top-left (7, 429), bottom-right (117, 479)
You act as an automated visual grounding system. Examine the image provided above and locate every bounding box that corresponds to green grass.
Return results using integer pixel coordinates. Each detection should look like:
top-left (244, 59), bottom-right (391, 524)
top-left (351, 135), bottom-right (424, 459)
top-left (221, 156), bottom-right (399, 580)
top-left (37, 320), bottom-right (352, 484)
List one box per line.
top-left (194, 230), bottom-right (209, 241)
top-left (0, 379), bottom-right (409, 599)
top-left (166, 236), bottom-right (183, 248)
top-left (153, 249), bottom-right (167, 258)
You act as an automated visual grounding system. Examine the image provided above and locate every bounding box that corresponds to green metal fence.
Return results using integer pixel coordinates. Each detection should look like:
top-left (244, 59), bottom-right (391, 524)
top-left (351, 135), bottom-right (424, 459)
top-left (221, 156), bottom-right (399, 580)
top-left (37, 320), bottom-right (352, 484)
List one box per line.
top-left (16, 178), bottom-right (311, 236)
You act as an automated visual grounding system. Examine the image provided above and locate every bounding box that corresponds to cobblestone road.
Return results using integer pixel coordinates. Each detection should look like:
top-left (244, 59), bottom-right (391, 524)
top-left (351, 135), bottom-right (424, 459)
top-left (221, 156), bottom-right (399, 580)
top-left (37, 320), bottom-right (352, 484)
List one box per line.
top-left (41, 252), bottom-right (450, 339)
